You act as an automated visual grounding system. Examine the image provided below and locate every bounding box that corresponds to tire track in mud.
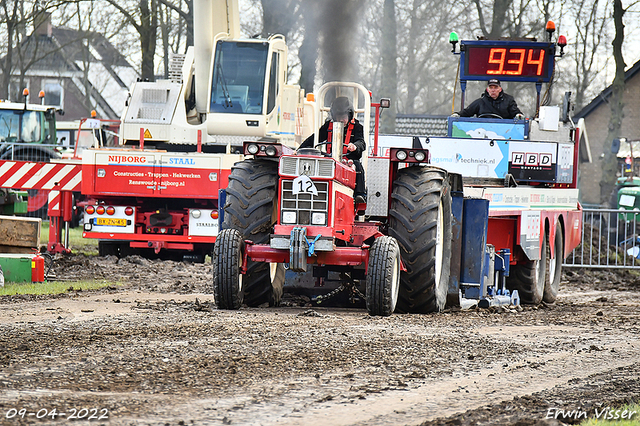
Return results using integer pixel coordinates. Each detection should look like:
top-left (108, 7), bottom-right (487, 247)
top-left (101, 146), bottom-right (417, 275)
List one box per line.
top-left (0, 280), bottom-right (638, 425)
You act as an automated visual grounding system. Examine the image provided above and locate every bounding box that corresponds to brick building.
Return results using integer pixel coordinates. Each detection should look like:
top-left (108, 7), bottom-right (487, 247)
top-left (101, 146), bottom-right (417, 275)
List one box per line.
top-left (573, 59), bottom-right (640, 205)
top-left (1, 13), bottom-right (137, 121)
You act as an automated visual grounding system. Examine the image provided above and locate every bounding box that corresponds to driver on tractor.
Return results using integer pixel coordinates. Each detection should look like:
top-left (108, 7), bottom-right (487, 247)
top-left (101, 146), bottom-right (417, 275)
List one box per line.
top-left (454, 79), bottom-right (524, 120)
top-left (300, 96), bottom-right (367, 204)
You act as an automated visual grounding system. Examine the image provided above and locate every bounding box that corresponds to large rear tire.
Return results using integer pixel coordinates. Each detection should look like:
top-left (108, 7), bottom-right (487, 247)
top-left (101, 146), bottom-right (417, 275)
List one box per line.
top-left (222, 159), bottom-right (283, 307)
top-left (543, 221), bottom-right (563, 303)
top-left (507, 230), bottom-right (547, 304)
top-left (366, 236), bottom-right (401, 316)
top-left (389, 167), bottom-right (452, 313)
top-left (213, 229), bottom-right (244, 309)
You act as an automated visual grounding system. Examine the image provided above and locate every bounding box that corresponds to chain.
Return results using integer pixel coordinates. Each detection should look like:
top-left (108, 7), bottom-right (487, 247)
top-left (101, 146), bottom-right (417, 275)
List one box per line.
top-left (314, 283), bottom-right (366, 305)
top-left (314, 285), bottom-right (345, 304)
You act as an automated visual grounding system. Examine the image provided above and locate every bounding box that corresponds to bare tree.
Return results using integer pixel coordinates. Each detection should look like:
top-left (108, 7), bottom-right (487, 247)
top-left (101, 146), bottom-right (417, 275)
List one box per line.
top-left (474, 0), bottom-right (514, 38)
top-left (159, 0), bottom-right (192, 49)
top-left (106, 0), bottom-right (158, 81)
top-left (600, 0), bottom-right (627, 203)
top-left (567, 0), bottom-right (611, 111)
top-left (0, 0), bottom-right (25, 99)
top-left (0, 0), bottom-right (88, 101)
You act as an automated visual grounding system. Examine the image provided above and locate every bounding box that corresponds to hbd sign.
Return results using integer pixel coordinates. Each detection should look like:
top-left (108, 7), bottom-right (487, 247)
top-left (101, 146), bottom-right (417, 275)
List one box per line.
top-left (511, 152), bottom-right (553, 167)
top-left (508, 141), bottom-right (558, 182)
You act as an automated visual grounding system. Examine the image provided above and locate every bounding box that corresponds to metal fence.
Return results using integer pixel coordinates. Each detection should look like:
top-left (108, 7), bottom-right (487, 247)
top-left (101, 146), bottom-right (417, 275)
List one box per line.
top-left (564, 207), bottom-right (640, 269)
top-left (0, 142), bottom-right (66, 161)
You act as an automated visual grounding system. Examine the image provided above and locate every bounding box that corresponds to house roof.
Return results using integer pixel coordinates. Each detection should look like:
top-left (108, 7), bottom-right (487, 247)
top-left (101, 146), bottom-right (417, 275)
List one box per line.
top-left (573, 59), bottom-right (640, 120)
top-left (367, 115), bottom-right (449, 136)
top-left (2, 25), bottom-right (137, 119)
top-left (51, 28), bottom-right (132, 68)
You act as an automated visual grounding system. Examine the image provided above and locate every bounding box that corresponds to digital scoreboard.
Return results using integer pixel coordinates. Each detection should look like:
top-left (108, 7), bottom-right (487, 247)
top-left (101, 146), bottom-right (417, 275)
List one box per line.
top-left (460, 41), bottom-right (556, 83)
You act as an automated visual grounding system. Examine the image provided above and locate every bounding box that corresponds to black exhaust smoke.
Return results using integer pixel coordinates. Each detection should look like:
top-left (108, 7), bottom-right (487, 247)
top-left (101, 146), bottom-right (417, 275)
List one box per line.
top-left (317, 0), bottom-right (365, 82)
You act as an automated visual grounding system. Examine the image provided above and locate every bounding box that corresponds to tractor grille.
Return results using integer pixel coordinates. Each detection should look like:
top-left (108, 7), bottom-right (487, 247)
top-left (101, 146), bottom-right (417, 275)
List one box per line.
top-left (280, 157), bottom-right (334, 178)
top-left (281, 180), bottom-right (329, 225)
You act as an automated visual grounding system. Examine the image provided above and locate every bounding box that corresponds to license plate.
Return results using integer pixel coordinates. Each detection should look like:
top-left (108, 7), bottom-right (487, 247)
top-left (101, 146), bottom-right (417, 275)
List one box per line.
top-left (96, 217), bottom-right (127, 226)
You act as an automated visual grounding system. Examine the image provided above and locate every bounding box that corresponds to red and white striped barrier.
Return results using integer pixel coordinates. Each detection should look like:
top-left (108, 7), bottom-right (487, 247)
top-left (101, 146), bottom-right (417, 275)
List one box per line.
top-left (0, 161), bottom-right (81, 191)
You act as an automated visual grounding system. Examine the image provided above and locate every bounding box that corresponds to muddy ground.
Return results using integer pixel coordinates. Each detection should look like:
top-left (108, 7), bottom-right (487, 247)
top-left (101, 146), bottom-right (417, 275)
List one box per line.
top-left (0, 251), bottom-right (639, 426)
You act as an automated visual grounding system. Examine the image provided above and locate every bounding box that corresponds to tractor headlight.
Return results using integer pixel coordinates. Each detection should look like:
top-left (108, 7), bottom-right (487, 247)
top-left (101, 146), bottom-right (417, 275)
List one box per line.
top-left (265, 145), bottom-right (277, 157)
top-left (414, 151), bottom-right (426, 162)
top-left (396, 150), bottom-right (407, 161)
top-left (247, 143), bottom-right (259, 154)
top-left (282, 211), bottom-right (297, 224)
top-left (191, 209), bottom-right (201, 219)
top-left (311, 212), bottom-right (326, 225)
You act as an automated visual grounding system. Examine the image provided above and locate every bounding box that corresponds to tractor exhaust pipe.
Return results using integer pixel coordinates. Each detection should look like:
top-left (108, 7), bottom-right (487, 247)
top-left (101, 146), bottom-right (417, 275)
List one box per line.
top-left (332, 121), bottom-right (343, 163)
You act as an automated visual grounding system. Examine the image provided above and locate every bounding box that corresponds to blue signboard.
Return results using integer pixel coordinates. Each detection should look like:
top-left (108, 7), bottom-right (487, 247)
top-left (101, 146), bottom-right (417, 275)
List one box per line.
top-left (448, 117), bottom-right (528, 140)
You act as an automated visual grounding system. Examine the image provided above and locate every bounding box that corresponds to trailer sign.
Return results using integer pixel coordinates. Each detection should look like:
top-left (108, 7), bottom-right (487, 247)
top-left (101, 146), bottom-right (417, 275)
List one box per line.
top-left (508, 141), bottom-right (557, 182)
top-left (84, 151), bottom-right (226, 199)
top-left (96, 218), bottom-right (127, 227)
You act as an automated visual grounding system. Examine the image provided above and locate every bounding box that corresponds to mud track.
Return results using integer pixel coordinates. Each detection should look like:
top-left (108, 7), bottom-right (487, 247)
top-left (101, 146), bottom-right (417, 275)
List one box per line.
top-left (0, 253), bottom-right (639, 425)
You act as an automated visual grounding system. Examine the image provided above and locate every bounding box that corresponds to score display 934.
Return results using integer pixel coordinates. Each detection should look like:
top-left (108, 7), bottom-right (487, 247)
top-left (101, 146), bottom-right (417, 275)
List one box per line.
top-left (461, 42), bottom-right (555, 83)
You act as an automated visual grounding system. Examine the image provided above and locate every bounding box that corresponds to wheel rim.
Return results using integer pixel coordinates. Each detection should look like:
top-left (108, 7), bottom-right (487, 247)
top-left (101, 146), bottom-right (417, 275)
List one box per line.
top-left (269, 263), bottom-right (277, 283)
top-left (549, 241), bottom-right (557, 285)
top-left (390, 253), bottom-right (400, 309)
top-left (434, 199), bottom-right (444, 290)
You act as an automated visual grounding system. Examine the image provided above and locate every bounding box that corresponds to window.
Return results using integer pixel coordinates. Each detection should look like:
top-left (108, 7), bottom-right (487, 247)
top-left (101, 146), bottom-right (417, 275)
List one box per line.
top-left (266, 52), bottom-right (279, 114)
top-left (0, 110), bottom-right (42, 143)
top-left (43, 80), bottom-right (63, 107)
top-left (9, 79), bottom-right (29, 102)
top-left (210, 41), bottom-right (269, 114)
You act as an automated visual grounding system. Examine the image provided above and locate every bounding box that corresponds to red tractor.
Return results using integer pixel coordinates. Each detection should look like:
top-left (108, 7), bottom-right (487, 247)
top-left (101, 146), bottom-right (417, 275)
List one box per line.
top-left (213, 82), bottom-right (453, 315)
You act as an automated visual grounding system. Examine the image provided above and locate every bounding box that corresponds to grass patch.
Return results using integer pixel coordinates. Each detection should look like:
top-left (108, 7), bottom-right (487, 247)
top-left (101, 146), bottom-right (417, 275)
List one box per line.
top-left (0, 279), bottom-right (120, 296)
top-left (41, 221), bottom-right (98, 254)
top-left (580, 403), bottom-right (640, 425)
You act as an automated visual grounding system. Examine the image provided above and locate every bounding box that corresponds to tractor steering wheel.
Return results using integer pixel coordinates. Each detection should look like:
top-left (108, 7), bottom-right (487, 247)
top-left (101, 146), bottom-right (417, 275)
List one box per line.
top-left (478, 113), bottom-right (504, 119)
top-left (312, 141), bottom-right (333, 157)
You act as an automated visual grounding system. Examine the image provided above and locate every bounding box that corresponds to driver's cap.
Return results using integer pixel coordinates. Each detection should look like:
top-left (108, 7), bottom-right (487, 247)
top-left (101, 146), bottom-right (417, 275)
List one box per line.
top-left (487, 78), bottom-right (501, 87)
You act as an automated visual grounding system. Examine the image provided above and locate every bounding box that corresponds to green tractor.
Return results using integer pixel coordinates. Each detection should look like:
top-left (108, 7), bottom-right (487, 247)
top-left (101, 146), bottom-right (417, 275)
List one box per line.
top-left (0, 189), bottom-right (28, 215)
top-left (0, 97), bottom-right (60, 218)
top-left (608, 177), bottom-right (640, 243)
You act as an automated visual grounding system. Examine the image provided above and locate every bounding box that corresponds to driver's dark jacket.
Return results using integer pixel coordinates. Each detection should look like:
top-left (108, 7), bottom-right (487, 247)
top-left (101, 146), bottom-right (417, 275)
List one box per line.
top-left (300, 119), bottom-right (366, 161)
top-left (459, 90), bottom-right (522, 119)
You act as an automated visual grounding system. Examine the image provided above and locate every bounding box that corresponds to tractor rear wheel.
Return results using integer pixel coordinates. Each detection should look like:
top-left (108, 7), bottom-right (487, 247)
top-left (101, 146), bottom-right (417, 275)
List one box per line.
top-left (212, 229), bottom-right (244, 309)
top-left (543, 221), bottom-right (563, 303)
top-left (389, 166), bottom-right (452, 313)
top-left (507, 230), bottom-right (547, 304)
top-left (222, 159), bottom-right (283, 307)
top-left (366, 236), bottom-right (401, 316)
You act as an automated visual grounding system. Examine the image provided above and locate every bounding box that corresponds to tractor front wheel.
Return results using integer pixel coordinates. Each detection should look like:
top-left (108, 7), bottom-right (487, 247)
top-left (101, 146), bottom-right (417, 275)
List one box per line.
top-left (366, 236), bottom-right (401, 316)
top-left (389, 166), bottom-right (452, 313)
top-left (222, 159), bottom-right (283, 306)
top-left (212, 228), bottom-right (244, 310)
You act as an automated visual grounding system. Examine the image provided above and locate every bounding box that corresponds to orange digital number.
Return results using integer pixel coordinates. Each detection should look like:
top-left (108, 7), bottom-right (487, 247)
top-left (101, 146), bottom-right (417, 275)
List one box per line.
top-left (487, 48), bottom-right (506, 74)
top-left (506, 48), bottom-right (525, 75)
top-left (527, 49), bottom-right (545, 75)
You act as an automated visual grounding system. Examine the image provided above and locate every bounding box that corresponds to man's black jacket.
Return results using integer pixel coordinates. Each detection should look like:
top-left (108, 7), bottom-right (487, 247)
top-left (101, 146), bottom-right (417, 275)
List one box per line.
top-left (300, 119), bottom-right (366, 161)
top-left (459, 90), bottom-right (522, 119)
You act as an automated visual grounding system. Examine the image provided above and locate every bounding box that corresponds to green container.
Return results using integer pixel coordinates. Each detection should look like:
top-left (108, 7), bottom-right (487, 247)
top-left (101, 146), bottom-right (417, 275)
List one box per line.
top-left (0, 254), bottom-right (34, 283)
